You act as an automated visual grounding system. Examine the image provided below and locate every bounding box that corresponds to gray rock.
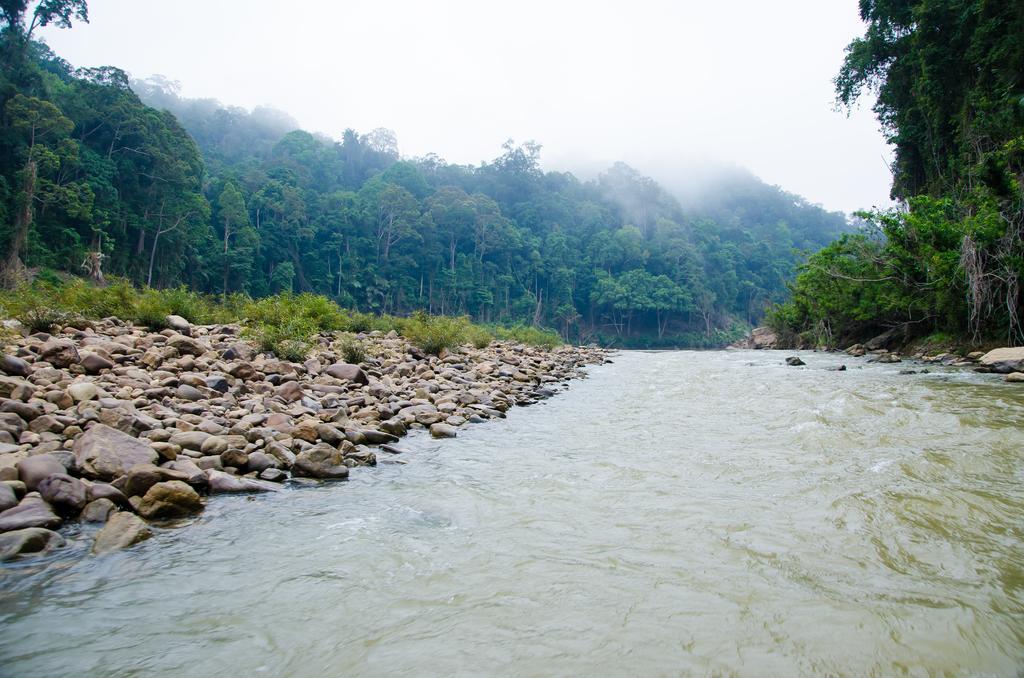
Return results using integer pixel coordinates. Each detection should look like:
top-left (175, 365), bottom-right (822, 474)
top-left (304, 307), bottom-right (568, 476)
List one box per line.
top-left (220, 448), bottom-right (248, 469)
top-left (73, 424), bottom-right (159, 480)
top-left (87, 482), bottom-right (129, 507)
top-left (0, 527), bottom-right (65, 560)
top-left (325, 363), bottom-right (368, 385)
top-left (292, 443), bottom-right (350, 479)
top-left (92, 512), bottom-right (152, 554)
top-left (81, 352), bottom-right (114, 374)
top-left (0, 483), bottom-right (17, 512)
top-left (429, 423), bottom-right (458, 438)
top-left (258, 468), bottom-right (288, 482)
top-left (206, 469), bottom-right (279, 493)
top-left (169, 430), bottom-right (210, 451)
top-left (165, 315), bottom-right (191, 336)
top-left (176, 384), bottom-right (204, 401)
top-left (360, 429), bottom-right (399, 445)
top-left (68, 381), bottom-right (99, 402)
top-left (36, 473), bottom-right (88, 514)
top-left (979, 347), bottom-right (1024, 374)
top-left (16, 454), bottom-right (66, 491)
top-left (0, 355), bottom-right (32, 377)
top-left (245, 451), bottom-right (279, 473)
top-left (39, 338), bottom-right (80, 368)
top-left (0, 494), bottom-right (62, 532)
top-left (136, 480), bottom-right (203, 520)
top-left (200, 435), bottom-right (229, 455)
top-left (785, 356), bottom-right (806, 367)
top-left (81, 497), bottom-right (117, 523)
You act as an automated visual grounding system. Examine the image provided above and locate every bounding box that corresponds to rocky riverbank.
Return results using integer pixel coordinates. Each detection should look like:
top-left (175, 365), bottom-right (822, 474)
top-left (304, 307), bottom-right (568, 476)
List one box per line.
top-left (0, 318), bottom-right (609, 562)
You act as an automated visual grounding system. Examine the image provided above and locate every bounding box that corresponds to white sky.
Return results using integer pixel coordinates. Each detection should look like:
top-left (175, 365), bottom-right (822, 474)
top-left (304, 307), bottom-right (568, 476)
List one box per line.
top-left (40, 0), bottom-right (894, 214)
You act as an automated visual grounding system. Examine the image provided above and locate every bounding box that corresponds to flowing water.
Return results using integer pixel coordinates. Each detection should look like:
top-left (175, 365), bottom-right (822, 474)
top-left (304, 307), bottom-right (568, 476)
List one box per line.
top-left (1, 350), bottom-right (1024, 676)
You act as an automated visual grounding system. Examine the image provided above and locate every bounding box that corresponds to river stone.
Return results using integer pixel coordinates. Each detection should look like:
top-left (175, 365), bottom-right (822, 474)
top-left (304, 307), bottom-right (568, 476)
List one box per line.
top-left (980, 347), bottom-right (1024, 374)
top-left (81, 352), bottom-right (114, 375)
top-left (0, 527), bottom-right (65, 560)
top-left (39, 339), bottom-right (80, 368)
top-left (1005, 372), bottom-right (1024, 383)
top-left (325, 363), bottom-right (368, 385)
top-left (220, 449), bottom-right (248, 469)
top-left (204, 375), bottom-right (230, 393)
top-left (162, 459), bottom-right (209, 489)
top-left (258, 468), bottom-right (288, 482)
top-left (200, 435), bottom-right (229, 455)
top-left (246, 451), bottom-right (279, 473)
top-left (0, 495), bottom-right (62, 532)
top-left (785, 356), bottom-right (805, 366)
top-left (429, 423), bottom-right (458, 438)
top-left (68, 382), bottom-right (99, 403)
top-left (165, 315), bottom-right (191, 336)
top-left (176, 384), bottom-right (204, 401)
top-left (166, 334), bottom-right (205, 357)
top-left (81, 497), bottom-right (117, 523)
top-left (0, 483), bottom-right (17, 512)
top-left (37, 473), bottom-right (88, 514)
top-left (120, 464), bottom-right (166, 498)
top-left (74, 424), bottom-right (159, 480)
top-left (206, 469), bottom-right (279, 493)
top-left (92, 512), bottom-right (152, 554)
top-left (292, 443), bottom-right (349, 479)
top-left (16, 454), bottom-right (65, 491)
top-left (359, 429), bottom-right (399, 445)
top-left (169, 430), bottom-right (210, 451)
top-left (87, 482), bottom-right (129, 507)
top-left (136, 480), bottom-right (203, 520)
top-left (0, 355), bottom-right (31, 378)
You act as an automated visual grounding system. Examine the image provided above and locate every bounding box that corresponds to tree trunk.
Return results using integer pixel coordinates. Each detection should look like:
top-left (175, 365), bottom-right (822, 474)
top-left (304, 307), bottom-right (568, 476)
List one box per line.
top-left (2, 156), bottom-right (37, 286)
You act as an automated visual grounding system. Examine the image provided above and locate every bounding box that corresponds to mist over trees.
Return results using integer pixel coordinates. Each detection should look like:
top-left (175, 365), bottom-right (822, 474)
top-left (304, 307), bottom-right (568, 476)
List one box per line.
top-left (0, 2), bottom-right (850, 346)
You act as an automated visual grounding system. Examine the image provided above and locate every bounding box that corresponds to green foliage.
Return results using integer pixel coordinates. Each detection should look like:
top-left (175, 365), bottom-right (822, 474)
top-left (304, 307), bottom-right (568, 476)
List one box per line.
top-left (243, 292), bottom-right (347, 332)
top-left (492, 324), bottom-right (562, 349)
top-left (465, 324), bottom-right (493, 349)
top-left (0, 283), bottom-right (76, 332)
top-left (401, 311), bottom-right (468, 355)
top-left (336, 334), bottom-right (367, 364)
top-left (243, 317), bottom-right (317, 362)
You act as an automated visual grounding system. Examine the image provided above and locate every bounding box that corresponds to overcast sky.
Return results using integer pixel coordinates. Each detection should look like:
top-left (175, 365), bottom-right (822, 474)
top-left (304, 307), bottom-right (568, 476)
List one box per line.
top-left (40, 0), bottom-right (894, 214)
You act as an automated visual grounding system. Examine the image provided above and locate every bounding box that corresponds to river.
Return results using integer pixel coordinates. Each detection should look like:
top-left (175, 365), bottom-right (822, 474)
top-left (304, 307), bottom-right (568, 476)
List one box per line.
top-left (1, 350), bottom-right (1023, 676)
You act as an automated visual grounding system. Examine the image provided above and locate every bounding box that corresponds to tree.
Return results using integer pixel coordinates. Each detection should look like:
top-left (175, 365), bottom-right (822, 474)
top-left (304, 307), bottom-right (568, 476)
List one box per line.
top-left (2, 94), bottom-right (73, 284)
top-left (216, 181), bottom-right (251, 294)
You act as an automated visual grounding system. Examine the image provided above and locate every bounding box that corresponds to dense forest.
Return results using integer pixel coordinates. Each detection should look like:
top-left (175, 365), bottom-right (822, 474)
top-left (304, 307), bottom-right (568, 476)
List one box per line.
top-left (0, 1), bottom-right (850, 347)
top-left (772, 0), bottom-right (1024, 348)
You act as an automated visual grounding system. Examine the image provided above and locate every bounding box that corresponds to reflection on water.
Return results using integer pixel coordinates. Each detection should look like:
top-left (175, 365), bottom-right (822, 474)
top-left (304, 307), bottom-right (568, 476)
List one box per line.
top-left (1, 350), bottom-right (1023, 676)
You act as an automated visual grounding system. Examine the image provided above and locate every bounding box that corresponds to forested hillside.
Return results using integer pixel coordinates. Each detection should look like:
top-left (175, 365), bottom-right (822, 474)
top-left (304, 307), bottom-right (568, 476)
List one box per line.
top-left (0, 1), bottom-right (849, 347)
top-left (771, 0), bottom-right (1024, 348)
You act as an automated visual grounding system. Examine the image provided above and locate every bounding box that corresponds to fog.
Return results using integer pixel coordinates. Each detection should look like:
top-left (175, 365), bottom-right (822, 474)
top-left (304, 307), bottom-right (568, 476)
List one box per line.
top-left (40, 0), bottom-right (893, 214)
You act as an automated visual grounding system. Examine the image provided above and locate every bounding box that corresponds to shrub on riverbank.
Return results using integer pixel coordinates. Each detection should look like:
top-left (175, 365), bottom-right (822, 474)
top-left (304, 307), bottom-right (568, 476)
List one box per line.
top-left (0, 278), bottom-right (563, 359)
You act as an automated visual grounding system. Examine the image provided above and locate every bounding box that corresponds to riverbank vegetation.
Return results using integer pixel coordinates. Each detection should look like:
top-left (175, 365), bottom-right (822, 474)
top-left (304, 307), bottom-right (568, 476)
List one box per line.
top-left (769, 0), bottom-right (1024, 349)
top-left (0, 1), bottom-right (848, 348)
top-left (0, 278), bottom-right (564, 359)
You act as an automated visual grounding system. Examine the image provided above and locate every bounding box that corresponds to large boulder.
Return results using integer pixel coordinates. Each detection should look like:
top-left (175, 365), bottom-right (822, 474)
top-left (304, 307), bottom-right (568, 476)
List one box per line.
top-left (325, 363), bottom-right (368, 385)
top-left (166, 333), bottom-right (206, 357)
top-left (292, 443), bottom-right (349, 479)
top-left (16, 454), bottom-right (66, 491)
top-left (979, 347), bottom-right (1024, 374)
top-left (92, 512), bottom-right (152, 554)
top-left (81, 497), bottom-right (117, 523)
top-left (429, 423), bottom-right (458, 438)
top-left (0, 354), bottom-right (32, 377)
top-left (165, 315), bottom-right (191, 336)
top-left (135, 480), bottom-right (203, 520)
top-left (0, 527), bottom-right (65, 560)
top-left (73, 424), bottom-right (159, 480)
top-left (206, 469), bottom-right (279, 493)
top-left (0, 494), bottom-right (61, 532)
top-left (36, 473), bottom-right (88, 514)
top-left (0, 483), bottom-right (17, 512)
top-left (39, 338), bottom-right (80, 368)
